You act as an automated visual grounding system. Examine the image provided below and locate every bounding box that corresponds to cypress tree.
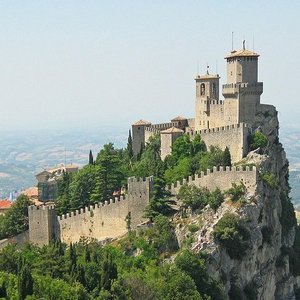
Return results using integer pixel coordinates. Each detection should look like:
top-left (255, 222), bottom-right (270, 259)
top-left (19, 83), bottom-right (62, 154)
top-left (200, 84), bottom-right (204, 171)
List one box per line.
top-left (127, 130), bottom-right (134, 159)
top-left (89, 150), bottom-right (94, 165)
top-left (18, 260), bottom-right (33, 300)
top-left (223, 146), bottom-right (232, 167)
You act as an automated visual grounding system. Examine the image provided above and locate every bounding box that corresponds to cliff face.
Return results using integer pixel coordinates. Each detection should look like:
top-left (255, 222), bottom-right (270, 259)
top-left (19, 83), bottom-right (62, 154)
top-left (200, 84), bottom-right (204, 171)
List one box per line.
top-left (175, 106), bottom-right (298, 299)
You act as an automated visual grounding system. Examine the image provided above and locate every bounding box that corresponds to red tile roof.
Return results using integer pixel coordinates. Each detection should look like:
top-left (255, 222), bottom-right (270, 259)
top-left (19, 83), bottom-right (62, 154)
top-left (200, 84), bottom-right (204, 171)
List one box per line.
top-left (21, 187), bottom-right (38, 198)
top-left (0, 200), bottom-right (12, 209)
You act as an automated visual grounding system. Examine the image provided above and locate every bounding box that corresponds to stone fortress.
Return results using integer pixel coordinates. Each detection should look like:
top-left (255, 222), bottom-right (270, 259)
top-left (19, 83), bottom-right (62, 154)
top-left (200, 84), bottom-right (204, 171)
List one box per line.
top-left (28, 45), bottom-right (274, 246)
top-left (132, 44), bottom-right (272, 163)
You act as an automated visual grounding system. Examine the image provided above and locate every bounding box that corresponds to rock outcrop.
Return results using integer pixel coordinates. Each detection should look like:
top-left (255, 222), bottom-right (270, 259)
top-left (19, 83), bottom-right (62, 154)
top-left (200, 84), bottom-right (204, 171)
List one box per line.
top-left (175, 106), bottom-right (298, 299)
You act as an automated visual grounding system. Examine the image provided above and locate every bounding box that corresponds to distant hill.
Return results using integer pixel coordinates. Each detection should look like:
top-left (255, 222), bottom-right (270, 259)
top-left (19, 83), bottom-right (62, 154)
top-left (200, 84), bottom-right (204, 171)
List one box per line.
top-left (0, 128), bottom-right (127, 198)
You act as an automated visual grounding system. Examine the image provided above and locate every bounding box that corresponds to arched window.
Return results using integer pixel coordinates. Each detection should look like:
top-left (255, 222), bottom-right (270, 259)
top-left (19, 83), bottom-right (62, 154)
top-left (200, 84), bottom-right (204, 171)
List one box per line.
top-left (200, 83), bottom-right (205, 96)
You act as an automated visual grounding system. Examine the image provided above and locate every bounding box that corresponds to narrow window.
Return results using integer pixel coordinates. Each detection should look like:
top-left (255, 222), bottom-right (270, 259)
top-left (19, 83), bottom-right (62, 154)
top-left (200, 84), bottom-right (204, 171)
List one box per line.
top-left (200, 83), bottom-right (205, 95)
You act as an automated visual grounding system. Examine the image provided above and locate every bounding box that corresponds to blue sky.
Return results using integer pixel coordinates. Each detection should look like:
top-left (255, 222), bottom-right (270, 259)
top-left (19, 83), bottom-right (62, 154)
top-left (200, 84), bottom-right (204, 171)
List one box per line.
top-left (0, 1), bottom-right (299, 131)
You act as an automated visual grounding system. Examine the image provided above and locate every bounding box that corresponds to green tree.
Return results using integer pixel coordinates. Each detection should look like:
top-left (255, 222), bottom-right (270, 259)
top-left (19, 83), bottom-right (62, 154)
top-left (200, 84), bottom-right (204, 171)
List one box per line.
top-left (213, 213), bottom-right (251, 259)
top-left (177, 184), bottom-right (209, 211)
top-left (18, 260), bottom-right (33, 300)
top-left (133, 134), bottom-right (164, 178)
top-left (0, 195), bottom-right (33, 239)
top-left (164, 157), bottom-right (191, 184)
top-left (159, 266), bottom-right (202, 300)
top-left (144, 177), bottom-right (175, 220)
top-left (89, 150), bottom-right (94, 165)
top-left (68, 165), bottom-right (98, 210)
top-left (127, 130), bottom-right (134, 159)
top-left (100, 250), bottom-right (117, 291)
top-left (223, 146), bottom-right (231, 166)
top-left (249, 131), bottom-right (268, 151)
top-left (175, 250), bottom-right (225, 299)
top-left (95, 143), bottom-right (126, 201)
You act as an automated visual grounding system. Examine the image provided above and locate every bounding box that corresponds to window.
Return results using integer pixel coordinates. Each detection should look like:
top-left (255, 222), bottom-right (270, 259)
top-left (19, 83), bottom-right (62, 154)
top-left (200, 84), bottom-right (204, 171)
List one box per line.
top-left (200, 83), bottom-right (205, 95)
top-left (212, 83), bottom-right (216, 96)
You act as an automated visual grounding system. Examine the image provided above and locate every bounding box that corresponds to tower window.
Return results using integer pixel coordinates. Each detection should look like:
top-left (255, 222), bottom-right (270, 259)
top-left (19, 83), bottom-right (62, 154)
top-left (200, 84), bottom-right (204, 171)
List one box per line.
top-left (212, 83), bottom-right (216, 96)
top-left (200, 83), bottom-right (205, 95)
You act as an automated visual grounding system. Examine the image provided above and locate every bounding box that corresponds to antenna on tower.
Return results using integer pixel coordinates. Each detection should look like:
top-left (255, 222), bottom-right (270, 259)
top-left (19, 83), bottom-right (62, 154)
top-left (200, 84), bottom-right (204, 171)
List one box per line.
top-left (197, 61), bottom-right (199, 75)
top-left (231, 31), bottom-right (234, 50)
top-left (216, 60), bottom-right (218, 74)
top-left (206, 64), bottom-right (209, 75)
top-left (243, 40), bottom-right (245, 50)
top-left (253, 34), bottom-right (255, 51)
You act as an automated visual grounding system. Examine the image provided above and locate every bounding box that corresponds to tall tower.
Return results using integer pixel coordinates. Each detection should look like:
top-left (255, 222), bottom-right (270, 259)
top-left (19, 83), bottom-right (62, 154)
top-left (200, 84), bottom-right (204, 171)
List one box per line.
top-left (222, 45), bottom-right (263, 124)
top-left (195, 72), bottom-right (220, 131)
top-left (131, 120), bottom-right (151, 155)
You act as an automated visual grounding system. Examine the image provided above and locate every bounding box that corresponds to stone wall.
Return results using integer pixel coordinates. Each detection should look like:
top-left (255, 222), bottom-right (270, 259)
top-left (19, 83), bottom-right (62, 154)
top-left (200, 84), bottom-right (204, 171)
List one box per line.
top-left (144, 127), bottom-right (159, 143)
top-left (188, 123), bottom-right (250, 163)
top-left (167, 165), bottom-right (257, 195)
top-left (28, 176), bottom-right (153, 246)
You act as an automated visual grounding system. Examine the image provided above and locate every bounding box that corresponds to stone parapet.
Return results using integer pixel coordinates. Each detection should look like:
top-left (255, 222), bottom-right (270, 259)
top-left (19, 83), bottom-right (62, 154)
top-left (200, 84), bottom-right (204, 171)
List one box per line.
top-left (167, 165), bottom-right (257, 195)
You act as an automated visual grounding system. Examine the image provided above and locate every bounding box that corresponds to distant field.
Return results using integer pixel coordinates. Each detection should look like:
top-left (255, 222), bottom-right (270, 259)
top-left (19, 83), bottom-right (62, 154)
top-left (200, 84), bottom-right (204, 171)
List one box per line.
top-left (0, 128), bottom-right (127, 198)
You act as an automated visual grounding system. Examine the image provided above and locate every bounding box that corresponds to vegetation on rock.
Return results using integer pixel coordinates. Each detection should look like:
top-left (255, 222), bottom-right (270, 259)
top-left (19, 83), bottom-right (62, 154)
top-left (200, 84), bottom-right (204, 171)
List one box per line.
top-left (213, 213), bottom-right (251, 259)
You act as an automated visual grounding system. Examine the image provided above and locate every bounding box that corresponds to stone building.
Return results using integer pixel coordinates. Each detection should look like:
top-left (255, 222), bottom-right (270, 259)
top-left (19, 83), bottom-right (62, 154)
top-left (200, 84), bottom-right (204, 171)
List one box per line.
top-left (36, 163), bottom-right (78, 202)
top-left (132, 45), bottom-right (265, 163)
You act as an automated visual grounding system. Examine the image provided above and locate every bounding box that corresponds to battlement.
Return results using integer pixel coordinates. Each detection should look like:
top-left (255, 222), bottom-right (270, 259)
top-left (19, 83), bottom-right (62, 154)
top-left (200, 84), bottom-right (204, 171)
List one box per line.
top-left (187, 122), bottom-right (249, 137)
top-left (144, 126), bottom-right (160, 134)
top-left (58, 195), bottom-right (127, 220)
top-left (167, 165), bottom-right (257, 195)
top-left (222, 82), bottom-right (263, 96)
top-left (151, 122), bottom-right (179, 130)
top-left (28, 205), bottom-right (55, 211)
top-left (127, 176), bottom-right (154, 183)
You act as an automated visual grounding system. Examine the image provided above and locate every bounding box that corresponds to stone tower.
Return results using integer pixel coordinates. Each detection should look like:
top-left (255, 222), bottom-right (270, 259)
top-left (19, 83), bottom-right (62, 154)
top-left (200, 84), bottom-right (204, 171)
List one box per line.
top-left (160, 127), bottom-right (184, 160)
top-left (132, 120), bottom-right (151, 155)
top-left (28, 205), bottom-right (58, 247)
top-left (195, 72), bottom-right (220, 131)
top-left (222, 45), bottom-right (263, 124)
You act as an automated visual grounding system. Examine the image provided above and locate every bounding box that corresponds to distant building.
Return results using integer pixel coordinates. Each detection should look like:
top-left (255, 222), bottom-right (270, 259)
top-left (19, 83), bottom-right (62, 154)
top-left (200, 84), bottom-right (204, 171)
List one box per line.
top-left (36, 163), bottom-right (79, 202)
top-left (0, 200), bottom-right (12, 215)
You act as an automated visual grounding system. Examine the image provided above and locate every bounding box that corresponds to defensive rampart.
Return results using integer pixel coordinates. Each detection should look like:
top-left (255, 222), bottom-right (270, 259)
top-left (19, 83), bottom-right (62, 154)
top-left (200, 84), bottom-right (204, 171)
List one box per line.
top-left (28, 176), bottom-right (153, 246)
top-left (167, 166), bottom-right (257, 195)
top-left (187, 123), bottom-right (250, 163)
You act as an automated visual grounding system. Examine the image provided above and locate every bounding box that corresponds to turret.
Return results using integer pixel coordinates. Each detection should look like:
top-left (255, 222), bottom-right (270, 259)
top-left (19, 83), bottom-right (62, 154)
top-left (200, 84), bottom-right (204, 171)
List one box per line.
top-left (131, 119), bottom-right (151, 155)
top-left (195, 71), bottom-right (220, 130)
top-left (222, 44), bottom-right (263, 125)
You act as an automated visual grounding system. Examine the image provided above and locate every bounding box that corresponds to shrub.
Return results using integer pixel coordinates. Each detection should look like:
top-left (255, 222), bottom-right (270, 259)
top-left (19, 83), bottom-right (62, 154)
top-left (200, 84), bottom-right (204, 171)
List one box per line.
top-left (280, 191), bottom-right (296, 236)
top-left (213, 213), bottom-right (251, 259)
top-left (260, 172), bottom-right (279, 189)
top-left (177, 184), bottom-right (209, 211)
top-left (225, 181), bottom-right (246, 202)
top-left (187, 224), bottom-right (200, 233)
top-left (249, 131), bottom-right (268, 151)
top-left (178, 184), bottom-right (224, 212)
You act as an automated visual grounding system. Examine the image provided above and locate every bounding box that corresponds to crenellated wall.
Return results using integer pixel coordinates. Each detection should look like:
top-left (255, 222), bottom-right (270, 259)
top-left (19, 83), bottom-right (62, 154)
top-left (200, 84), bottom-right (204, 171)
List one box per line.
top-left (144, 126), bottom-right (160, 143)
top-left (167, 165), bottom-right (257, 195)
top-left (187, 123), bottom-right (250, 163)
top-left (28, 176), bottom-right (153, 246)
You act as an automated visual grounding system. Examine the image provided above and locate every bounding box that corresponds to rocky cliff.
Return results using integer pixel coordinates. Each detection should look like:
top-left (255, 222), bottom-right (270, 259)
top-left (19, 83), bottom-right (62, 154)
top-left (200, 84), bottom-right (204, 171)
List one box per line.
top-left (175, 106), bottom-right (299, 299)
